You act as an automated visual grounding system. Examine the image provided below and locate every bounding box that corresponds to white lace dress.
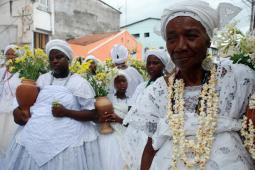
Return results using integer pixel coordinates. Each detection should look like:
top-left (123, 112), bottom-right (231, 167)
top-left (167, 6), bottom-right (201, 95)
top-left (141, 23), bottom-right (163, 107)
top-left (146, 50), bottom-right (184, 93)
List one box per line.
top-left (122, 81), bottom-right (154, 170)
top-left (0, 67), bottom-right (20, 161)
top-left (99, 94), bottom-right (131, 170)
top-left (3, 72), bottom-right (101, 170)
top-left (137, 63), bottom-right (255, 170)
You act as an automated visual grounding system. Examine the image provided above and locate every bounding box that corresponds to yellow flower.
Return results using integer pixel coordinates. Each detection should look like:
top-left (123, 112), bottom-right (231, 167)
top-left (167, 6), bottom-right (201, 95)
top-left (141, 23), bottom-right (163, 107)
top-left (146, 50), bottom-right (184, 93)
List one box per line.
top-left (9, 66), bottom-right (15, 72)
top-left (95, 72), bottom-right (106, 81)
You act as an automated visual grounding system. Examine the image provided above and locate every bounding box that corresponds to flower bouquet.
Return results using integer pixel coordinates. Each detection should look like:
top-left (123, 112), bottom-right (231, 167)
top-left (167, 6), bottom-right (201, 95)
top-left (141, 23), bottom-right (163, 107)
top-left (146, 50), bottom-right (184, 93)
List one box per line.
top-left (6, 45), bottom-right (49, 115)
top-left (128, 57), bottom-right (148, 80)
top-left (213, 23), bottom-right (255, 70)
top-left (70, 58), bottom-right (118, 134)
top-left (87, 62), bottom-right (118, 134)
top-left (7, 45), bottom-right (49, 80)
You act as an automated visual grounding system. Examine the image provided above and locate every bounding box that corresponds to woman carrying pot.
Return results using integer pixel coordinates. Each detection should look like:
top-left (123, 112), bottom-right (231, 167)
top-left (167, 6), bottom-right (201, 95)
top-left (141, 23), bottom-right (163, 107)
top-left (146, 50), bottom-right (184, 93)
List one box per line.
top-left (5, 39), bottom-right (101, 170)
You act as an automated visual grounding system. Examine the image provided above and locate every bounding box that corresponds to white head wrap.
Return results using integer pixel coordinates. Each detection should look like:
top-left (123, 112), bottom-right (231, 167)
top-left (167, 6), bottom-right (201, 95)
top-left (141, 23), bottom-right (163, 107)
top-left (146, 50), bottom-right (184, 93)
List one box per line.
top-left (85, 55), bottom-right (100, 64)
top-left (111, 70), bottom-right (131, 91)
top-left (161, 0), bottom-right (218, 40)
top-left (4, 44), bottom-right (18, 57)
top-left (144, 49), bottom-right (175, 73)
top-left (46, 39), bottom-right (73, 61)
top-left (110, 44), bottom-right (129, 64)
top-left (161, 0), bottom-right (241, 41)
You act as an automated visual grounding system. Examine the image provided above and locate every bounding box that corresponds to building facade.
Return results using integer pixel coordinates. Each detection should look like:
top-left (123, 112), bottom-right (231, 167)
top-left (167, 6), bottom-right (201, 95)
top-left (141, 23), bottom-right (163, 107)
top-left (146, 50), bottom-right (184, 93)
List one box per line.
top-left (68, 30), bottom-right (142, 60)
top-left (121, 18), bottom-right (165, 58)
top-left (0, 0), bottom-right (120, 50)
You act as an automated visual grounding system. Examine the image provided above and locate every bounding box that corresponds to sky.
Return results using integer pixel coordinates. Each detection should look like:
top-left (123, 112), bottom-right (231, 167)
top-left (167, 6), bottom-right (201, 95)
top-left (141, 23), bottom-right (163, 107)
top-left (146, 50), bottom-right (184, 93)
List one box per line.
top-left (102, 0), bottom-right (252, 33)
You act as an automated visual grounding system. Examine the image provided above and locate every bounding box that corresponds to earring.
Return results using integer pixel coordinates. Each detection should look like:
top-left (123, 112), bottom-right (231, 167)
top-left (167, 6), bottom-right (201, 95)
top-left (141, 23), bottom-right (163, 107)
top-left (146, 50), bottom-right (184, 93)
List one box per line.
top-left (202, 53), bottom-right (214, 71)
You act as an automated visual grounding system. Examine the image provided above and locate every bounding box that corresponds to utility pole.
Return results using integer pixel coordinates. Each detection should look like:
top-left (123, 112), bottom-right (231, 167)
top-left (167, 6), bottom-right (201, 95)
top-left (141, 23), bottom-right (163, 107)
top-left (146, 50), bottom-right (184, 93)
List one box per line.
top-left (243, 0), bottom-right (255, 31)
top-left (250, 0), bottom-right (255, 31)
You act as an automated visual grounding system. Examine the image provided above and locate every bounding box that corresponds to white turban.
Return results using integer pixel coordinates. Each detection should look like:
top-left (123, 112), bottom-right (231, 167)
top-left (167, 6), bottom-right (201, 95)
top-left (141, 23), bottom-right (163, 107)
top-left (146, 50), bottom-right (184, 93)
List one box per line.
top-left (111, 44), bottom-right (129, 64)
top-left (161, 0), bottom-right (218, 40)
top-left (4, 44), bottom-right (18, 56)
top-left (111, 70), bottom-right (131, 90)
top-left (85, 55), bottom-right (100, 64)
top-left (144, 49), bottom-right (174, 73)
top-left (46, 39), bottom-right (73, 61)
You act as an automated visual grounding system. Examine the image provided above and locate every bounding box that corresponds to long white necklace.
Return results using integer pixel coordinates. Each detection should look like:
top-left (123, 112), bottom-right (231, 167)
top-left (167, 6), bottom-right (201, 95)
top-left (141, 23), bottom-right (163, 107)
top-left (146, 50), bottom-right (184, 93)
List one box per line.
top-left (167, 66), bottom-right (219, 170)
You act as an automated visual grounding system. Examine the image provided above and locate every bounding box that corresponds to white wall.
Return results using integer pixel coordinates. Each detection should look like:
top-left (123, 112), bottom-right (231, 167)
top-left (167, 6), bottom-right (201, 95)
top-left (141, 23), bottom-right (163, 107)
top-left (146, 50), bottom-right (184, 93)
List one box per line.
top-left (0, 0), bottom-right (34, 49)
top-left (33, 3), bottom-right (52, 32)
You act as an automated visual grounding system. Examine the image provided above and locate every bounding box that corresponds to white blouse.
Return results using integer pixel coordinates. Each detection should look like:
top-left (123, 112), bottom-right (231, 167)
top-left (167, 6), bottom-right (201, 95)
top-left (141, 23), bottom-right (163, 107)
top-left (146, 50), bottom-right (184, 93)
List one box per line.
top-left (138, 63), bottom-right (255, 169)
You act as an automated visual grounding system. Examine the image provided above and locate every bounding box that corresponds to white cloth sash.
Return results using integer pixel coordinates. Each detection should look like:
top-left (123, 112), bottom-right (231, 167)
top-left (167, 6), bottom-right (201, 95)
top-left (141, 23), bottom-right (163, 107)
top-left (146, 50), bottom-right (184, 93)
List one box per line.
top-left (16, 85), bottom-right (94, 166)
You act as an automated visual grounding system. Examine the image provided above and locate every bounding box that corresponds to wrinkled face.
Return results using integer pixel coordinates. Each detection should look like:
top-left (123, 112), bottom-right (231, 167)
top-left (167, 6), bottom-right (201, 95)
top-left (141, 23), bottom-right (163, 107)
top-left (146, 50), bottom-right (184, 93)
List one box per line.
top-left (5, 48), bottom-right (16, 60)
top-left (114, 75), bottom-right (128, 93)
top-left (146, 55), bottom-right (164, 80)
top-left (49, 49), bottom-right (69, 74)
top-left (165, 16), bottom-right (210, 71)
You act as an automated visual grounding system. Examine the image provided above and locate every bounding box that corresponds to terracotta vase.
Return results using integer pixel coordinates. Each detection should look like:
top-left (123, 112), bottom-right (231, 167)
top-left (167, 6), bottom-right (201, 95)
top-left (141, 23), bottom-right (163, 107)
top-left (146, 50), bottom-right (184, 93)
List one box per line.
top-left (247, 108), bottom-right (255, 126)
top-left (16, 79), bottom-right (39, 115)
top-left (95, 96), bottom-right (113, 134)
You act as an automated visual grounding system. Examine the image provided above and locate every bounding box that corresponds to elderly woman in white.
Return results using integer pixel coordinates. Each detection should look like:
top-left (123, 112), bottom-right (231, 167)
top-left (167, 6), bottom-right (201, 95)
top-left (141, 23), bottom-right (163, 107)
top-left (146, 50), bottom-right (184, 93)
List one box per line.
top-left (110, 44), bottom-right (144, 98)
top-left (122, 49), bottom-right (174, 170)
top-left (4, 40), bottom-right (101, 170)
top-left (140, 1), bottom-right (255, 170)
top-left (0, 45), bottom-right (20, 161)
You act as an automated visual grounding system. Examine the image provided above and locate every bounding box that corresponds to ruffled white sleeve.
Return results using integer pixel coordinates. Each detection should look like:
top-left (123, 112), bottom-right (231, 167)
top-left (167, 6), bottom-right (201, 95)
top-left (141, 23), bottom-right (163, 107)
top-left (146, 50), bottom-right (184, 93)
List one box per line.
top-left (68, 74), bottom-right (96, 110)
top-left (232, 64), bottom-right (255, 116)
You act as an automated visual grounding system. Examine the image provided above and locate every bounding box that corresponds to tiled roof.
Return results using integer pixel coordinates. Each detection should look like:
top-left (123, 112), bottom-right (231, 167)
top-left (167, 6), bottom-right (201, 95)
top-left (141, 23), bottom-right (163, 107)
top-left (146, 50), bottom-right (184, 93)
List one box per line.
top-left (67, 32), bottom-right (118, 46)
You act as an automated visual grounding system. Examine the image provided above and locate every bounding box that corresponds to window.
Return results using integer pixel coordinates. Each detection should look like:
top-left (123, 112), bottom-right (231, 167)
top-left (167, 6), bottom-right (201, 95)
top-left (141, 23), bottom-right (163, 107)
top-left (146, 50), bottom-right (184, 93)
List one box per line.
top-left (34, 32), bottom-right (49, 50)
top-left (39, 0), bottom-right (48, 7)
top-left (38, 0), bottom-right (49, 11)
top-left (132, 33), bottom-right (140, 38)
top-left (144, 32), bottom-right (150, 37)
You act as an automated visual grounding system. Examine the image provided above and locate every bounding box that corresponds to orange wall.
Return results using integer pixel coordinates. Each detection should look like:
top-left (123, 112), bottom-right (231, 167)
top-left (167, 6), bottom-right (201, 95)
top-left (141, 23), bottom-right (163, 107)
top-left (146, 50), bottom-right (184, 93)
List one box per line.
top-left (70, 31), bottom-right (142, 61)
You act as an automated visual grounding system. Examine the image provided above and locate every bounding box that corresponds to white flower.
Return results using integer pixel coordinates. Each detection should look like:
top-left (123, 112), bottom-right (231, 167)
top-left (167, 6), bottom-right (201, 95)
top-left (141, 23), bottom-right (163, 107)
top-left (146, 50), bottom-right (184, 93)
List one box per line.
top-left (167, 66), bottom-right (218, 169)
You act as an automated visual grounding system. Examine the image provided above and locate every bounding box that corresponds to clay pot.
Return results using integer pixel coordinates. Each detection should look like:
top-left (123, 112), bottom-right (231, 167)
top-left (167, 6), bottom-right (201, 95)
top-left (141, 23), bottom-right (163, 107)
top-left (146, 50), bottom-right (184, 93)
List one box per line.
top-left (16, 79), bottom-right (39, 114)
top-left (247, 108), bottom-right (255, 123)
top-left (95, 96), bottom-right (113, 134)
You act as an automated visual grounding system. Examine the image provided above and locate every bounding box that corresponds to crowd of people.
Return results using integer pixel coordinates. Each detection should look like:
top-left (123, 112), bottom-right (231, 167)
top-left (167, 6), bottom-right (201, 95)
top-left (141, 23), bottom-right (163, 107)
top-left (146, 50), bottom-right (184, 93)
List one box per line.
top-left (0, 0), bottom-right (255, 170)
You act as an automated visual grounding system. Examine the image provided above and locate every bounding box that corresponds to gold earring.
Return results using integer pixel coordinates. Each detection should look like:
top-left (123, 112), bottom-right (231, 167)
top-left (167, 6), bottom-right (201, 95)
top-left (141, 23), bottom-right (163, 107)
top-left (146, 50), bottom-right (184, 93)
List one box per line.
top-left (202, 54), bottom-right (214, 71)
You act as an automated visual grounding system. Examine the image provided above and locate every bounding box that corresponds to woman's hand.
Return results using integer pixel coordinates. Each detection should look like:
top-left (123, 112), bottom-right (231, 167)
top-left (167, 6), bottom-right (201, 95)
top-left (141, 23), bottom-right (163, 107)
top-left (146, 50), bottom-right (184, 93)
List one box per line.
top-left (101, 112), bottom-right (123, 124)
top-left (13, 107), bottom-right (31, 125)
top-left (52, 104), bottom-right (69, 117)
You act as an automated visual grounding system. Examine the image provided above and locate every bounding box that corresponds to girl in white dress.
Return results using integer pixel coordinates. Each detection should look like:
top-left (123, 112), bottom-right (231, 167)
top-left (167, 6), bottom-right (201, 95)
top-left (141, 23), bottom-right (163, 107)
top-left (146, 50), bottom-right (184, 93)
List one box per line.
top-left (110, 44), bottom-right (144, 98)
top-left (4, 40), bottom-right (101, 170)
top-left (0, 45), bottom-right (20, 162)
top-left (122, 49), bottom-right (174, 170)
top-left (140, 1), bottom-right (255, 170)
top-left (99, 71), bottom-right (132, 170)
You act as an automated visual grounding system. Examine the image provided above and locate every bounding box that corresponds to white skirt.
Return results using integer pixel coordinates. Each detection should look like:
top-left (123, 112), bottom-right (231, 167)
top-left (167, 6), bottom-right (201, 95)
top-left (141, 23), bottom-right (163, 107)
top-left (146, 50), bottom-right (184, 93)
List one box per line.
top-left (99, 133), bottom-right (126, 170)
top-left (0, 112), bottom-right (18, 158)
top-left (3, 139), bottom-right (102, 170)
